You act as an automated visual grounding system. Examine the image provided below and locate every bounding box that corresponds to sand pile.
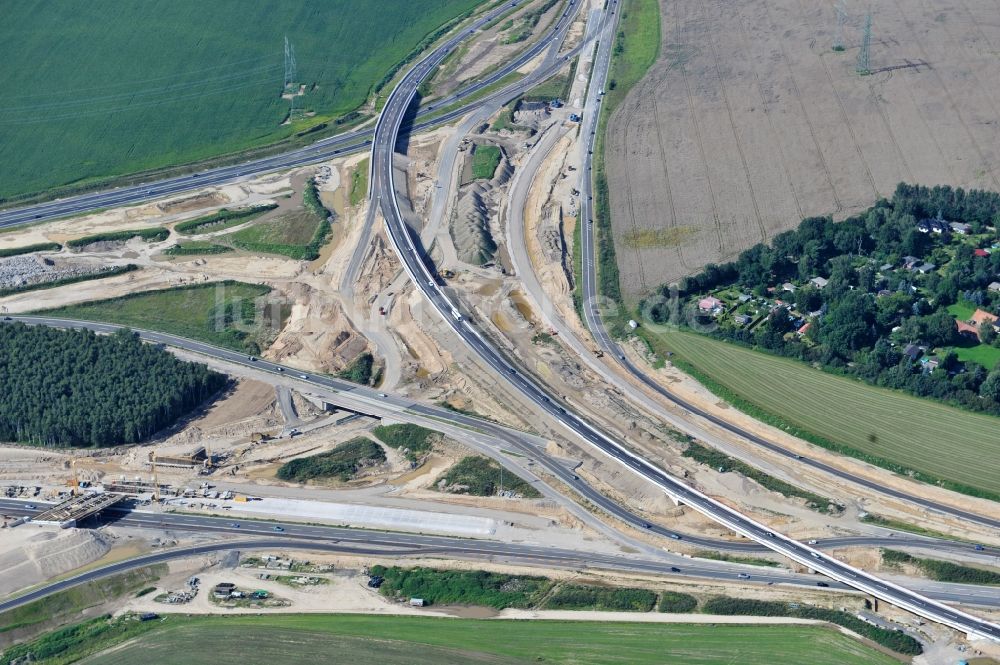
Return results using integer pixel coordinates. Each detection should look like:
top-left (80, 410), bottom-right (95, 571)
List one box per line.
top-left (0, 528), bottom-right (111, 597)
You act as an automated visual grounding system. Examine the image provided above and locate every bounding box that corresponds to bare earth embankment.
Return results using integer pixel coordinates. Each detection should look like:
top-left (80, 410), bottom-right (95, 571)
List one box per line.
top-left (606, 0), bottom-right (1000, 295)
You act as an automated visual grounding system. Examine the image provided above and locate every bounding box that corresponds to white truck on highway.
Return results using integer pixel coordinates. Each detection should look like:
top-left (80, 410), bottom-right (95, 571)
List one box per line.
top-left (450, 307), bottom-right (463, 321)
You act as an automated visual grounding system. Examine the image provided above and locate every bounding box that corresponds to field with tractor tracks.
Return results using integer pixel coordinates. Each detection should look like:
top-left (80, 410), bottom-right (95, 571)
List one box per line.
top-left (606, 0), bottom-right (1000, 295)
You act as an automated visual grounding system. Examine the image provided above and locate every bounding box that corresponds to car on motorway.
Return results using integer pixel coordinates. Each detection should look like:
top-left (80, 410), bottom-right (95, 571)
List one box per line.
top-left (273, 526), bottom-right (284, 532)
top-left (230, 523), bottom-right (240, 528)
top-left (807, 539), bottom-right (818, 545)
top-left (641, 522), bottom-right (652, 529)
top-left (816, 582), bottom-right (830, 587)
top-left (670, 566), bottom-right (681, 572)
top-left (378, 392), bottom-right (387, 398)
top-left (25, 504), bottom-right (36, 510)
top-left (737, 573), bottom-right (750, 579)
top-left (668, 533), bottom-right (681, 540)
top-left (765, 531), bottom-right (775, 538)
top-left (975, 544), bottom-right (986, 551)
top-left (810, 552), bottom-right (822, 559)
top-left (299, 374), bottom-right (308, 379)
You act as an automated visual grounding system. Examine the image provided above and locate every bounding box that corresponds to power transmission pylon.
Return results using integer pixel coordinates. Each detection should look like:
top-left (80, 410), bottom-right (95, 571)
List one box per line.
top-left (833, 1), bottom-right (847, 51)
top-left (857, 12), bottom-right (872, 75)
top-left (283, 36), bottom-right (297, 93)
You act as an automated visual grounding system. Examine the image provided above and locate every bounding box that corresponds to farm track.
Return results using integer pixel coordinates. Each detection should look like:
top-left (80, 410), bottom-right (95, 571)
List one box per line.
top-left (911, 0), bottom-right (1000, 188)
top-left (731, 4), bottom-right (804, 222)
top-left (888, 0), bottom-right (1000, 191)
top-left (650, 97), bottom-right (688, 273)
top-left (755, 1), bottom-right (842, 214)
top-left (702, 3), bottom-right (766, 246)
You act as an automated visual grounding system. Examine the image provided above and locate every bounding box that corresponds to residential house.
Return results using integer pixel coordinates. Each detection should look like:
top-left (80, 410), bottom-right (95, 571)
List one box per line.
top-left (918, 218), bottom-right (949, 234)
top-left (974, 248), bottom-right (990, 258)
top-left (902, 343), bottom-right (922, 361)
top-left (949, 222), bottom-right (971, 234)
top-left (971, 309), bottom-right (1000, 333)
top-left (956, 319), bottom-right (981, 341)
top-left (738, 293), bottom-right (752, 303)
top-left (902, 256), bottom-right (920, 270)
top-left (879, 263), bottom-right (894, 272)
top-left (698, 296), bottom-right (723, 312)
top-left (782, 282), bottom-right (797, 292)
top-left (920, 356), bottom-right (940, 373)
top-left (733, 314), bottom-right (752, 326)
top-left (809, 276), bottom-right (828, 289)
top-left (989, 282), bottom-right (1000, 293)
top-left (914, 262), bottom-right (936, 274)
top-left (797, 322), bottom-right (812, 336)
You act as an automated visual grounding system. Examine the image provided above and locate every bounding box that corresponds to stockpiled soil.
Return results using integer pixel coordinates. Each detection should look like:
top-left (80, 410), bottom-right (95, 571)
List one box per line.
top-left (606, 0), bottom-right (1000, 296)
top-left (0, 0), bottom-right (483, 202)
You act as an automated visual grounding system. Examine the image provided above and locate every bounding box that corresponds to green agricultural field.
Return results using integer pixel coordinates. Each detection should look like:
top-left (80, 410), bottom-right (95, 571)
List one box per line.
top-left (77, 615), bottom-right (897, 665)
top-left (0, 0), bottom-right (483, 202)
top-left (472, 145), bottom-right (502, 179)
top-left (646, 329), bottom-right (1000, 498)
top-left (35, 281), bottom-right (281, 354)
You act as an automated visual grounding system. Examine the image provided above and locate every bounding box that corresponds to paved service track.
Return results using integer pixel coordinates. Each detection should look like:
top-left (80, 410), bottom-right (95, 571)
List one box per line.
top-left (368, 1), bottom-right (1000, 643)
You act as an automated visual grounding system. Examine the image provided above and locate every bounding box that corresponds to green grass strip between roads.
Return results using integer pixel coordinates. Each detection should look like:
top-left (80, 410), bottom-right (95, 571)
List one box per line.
top-left (642, 327), bottom-right (1000, 500)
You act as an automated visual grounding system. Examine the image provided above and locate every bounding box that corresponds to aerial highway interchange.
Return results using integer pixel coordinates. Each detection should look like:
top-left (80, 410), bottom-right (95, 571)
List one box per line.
top-left (2, 0), bottom-right (1000, 653)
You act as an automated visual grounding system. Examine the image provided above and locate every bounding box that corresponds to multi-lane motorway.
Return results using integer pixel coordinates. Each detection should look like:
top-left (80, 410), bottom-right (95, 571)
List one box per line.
top-left (6, 315), bottom-right (997, 568)
top-left (0, 1), bottom-right (570, 230)
top-left (5, 499), bottom-right (1000, 617)
top-left (368, 1), bottom-right (1000, 643)
top-left (1, 0), bottom-right (998, 642)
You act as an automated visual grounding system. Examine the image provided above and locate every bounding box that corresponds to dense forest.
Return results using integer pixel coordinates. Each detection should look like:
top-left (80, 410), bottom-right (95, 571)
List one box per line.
top-left (645, 184), bottom-right (1000, 416)
top-left (0, 324), bottom-right (227, 446)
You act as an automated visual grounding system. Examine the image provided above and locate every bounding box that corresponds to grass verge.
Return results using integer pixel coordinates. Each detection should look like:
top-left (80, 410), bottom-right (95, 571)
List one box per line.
top-left (472, 144), bottom-right (502, 179)
top-left (433, 455), bottom-right (541, 498)
top-left (681, 440), bottom-right (840, 514)
top-left (0, 242), bottom-right (61, 258)
top-left (638, 327), bottom-right (1000, 501)
top-left (371, 423), bottom-right (439, 462)
top-left (882, 549), bottom-right (1000, 585)
top-left (174, 205), bottom-right (277, 235)
top-left (66, 228), bottom-right (168, 249)
top-left (275, 438), bottom-right (386, 483)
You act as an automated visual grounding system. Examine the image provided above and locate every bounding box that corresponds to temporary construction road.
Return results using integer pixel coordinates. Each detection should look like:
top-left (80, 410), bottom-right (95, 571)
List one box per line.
top-left (6, 315), bottom-right (998, 574)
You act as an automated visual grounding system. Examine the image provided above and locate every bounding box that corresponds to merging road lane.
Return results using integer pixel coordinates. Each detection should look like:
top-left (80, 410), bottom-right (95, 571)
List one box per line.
top-left (368, 2), bottom-right (1000, 643)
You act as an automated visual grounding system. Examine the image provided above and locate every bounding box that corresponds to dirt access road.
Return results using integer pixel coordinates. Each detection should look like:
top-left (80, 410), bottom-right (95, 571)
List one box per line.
top-left (606, 0), bottom-right (1000, 295)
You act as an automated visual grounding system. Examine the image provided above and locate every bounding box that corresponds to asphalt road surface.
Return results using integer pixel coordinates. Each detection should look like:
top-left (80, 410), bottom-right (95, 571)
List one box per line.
top-left (3, 505), bottom-right (999, 616)
top-left (367, 2), bottom-right (1000, 643)
top-left (6, 315), bottom-right (998, 573)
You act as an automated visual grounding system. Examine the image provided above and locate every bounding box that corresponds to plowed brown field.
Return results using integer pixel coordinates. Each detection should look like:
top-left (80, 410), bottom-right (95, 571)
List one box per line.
top-left (606, 0), bottom-right (1000, 295)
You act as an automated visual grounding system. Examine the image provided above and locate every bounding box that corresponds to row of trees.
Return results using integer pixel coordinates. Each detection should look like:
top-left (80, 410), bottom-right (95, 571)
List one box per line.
top-left (0, 324), bottom-right (226, 447)
top-left (647, 184), bottom-right (1000, 416)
